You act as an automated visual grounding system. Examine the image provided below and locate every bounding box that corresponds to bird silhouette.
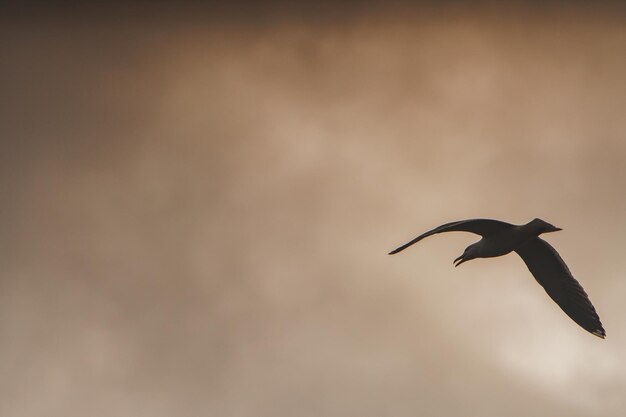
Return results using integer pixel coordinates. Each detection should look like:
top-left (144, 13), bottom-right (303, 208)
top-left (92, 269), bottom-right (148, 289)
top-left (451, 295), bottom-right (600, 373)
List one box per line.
top-left (389, 218), bottom-right (605, 338)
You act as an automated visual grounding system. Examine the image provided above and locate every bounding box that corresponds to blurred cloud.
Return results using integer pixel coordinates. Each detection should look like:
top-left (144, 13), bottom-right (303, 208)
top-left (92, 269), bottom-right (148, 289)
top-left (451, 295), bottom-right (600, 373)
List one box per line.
top-left (1, 3), bottom-right (626, 416)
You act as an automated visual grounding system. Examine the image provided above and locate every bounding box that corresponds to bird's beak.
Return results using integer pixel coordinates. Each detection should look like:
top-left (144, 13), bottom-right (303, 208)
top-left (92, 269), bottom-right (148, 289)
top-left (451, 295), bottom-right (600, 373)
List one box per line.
top-left (453, 254), bottom-right (466, 267)
top-left (552, 227), bottom-right (563, 232)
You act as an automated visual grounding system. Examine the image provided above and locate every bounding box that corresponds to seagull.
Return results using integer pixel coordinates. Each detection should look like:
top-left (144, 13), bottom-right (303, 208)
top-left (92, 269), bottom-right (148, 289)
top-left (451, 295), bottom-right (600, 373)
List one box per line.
top-left (389, 218), bottom-right (605, 338)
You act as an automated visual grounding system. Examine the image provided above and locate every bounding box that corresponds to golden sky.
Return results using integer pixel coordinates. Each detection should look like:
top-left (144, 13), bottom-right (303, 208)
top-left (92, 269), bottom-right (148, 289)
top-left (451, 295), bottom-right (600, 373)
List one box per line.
top-left (2, 3), bottom-right (626, 416)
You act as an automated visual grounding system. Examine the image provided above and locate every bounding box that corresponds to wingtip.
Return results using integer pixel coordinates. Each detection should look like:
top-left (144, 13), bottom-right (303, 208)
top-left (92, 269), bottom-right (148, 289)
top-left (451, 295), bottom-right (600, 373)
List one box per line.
top-left (592, 329), bottom-right (606, 339)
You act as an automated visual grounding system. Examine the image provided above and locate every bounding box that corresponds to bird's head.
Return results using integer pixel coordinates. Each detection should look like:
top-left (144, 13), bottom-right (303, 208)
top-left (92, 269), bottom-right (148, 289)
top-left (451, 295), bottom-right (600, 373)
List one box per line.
top-left (530, 218), bottom-right (563, 235)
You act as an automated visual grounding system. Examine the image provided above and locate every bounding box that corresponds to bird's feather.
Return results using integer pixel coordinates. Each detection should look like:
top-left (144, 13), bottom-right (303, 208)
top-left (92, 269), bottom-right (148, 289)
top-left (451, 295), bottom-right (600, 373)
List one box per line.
top-left (388, 219), bottom-right (514, 255)
top-left (515, 238), bottom-right (605, 338)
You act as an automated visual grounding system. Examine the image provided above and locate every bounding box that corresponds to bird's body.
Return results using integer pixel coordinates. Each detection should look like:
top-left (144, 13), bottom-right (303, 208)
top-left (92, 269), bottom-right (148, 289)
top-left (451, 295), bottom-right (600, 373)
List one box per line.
top-left (459, 220), bottom-right (551, 260)
top-left (389, 218), bottom-right (606, 338)
top-left (466, 228), bottom-right (528, 258)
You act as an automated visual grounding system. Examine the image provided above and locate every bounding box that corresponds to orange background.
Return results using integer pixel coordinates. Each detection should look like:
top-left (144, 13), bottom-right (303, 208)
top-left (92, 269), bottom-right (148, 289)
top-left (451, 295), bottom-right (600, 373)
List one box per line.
top-left (2, 3), bottom-right (625, 416)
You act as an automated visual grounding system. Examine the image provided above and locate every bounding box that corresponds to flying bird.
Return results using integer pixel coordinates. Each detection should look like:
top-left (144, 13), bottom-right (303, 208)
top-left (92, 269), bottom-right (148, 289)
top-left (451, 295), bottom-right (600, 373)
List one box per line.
top-left (389, 218), bottom-right (605, 338)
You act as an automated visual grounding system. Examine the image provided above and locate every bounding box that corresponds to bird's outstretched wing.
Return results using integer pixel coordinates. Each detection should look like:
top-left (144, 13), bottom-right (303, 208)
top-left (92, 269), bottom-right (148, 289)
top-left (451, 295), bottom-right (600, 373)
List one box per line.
top-left (515, 238), bottom-right (605, 338)
top-left (388, 219), bottom-right (514, 255)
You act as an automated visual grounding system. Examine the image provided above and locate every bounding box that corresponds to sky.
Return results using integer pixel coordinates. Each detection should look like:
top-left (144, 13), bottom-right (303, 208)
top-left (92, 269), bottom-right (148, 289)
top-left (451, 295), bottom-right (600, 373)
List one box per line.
top-left (2, 3), bottom-right (626, 416)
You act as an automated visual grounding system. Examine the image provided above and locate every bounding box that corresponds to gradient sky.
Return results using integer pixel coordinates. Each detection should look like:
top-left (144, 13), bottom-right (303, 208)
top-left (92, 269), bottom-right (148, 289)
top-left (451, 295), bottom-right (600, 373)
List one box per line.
top-left (2, 3), bottom-right (626, 416)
